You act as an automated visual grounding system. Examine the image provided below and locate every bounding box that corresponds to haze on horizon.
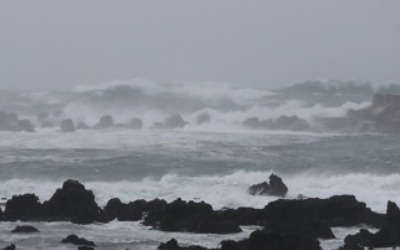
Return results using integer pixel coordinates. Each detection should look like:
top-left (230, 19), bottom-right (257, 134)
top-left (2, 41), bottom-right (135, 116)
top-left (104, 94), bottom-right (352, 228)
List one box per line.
top-left (0, 0), bottom-right (399, 91)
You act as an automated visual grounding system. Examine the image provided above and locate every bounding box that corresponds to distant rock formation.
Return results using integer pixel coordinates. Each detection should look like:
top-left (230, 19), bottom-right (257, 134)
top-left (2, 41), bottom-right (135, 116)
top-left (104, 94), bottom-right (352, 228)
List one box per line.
top-left (0, 112), bottom-right (35, 132)
top-left (152, 114), bottom-right (188, 129)
top-left (94, 115), bottom-right (114, 129)
top-left (347, 94), bottom-right (400, 133)
top-left (126, 117), bottom-right (143, 129)
top-left (196, 112), bottom-right (211, 125)
top-left (243, 115), bottom-right (310, 131)
top-left (60, 119), bottom-right (76, 133)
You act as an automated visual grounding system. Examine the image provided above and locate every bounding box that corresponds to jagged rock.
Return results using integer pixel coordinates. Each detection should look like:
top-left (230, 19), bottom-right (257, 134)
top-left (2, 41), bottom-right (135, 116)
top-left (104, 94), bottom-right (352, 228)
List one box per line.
top-left (144, 198), bottom-right (241, 234)
top-left (1, 244), bottom-right (16, 250)
top-left (196, 112), bottom-right (211, 125)
top-left (61, 234), bottom-right (96, 246)
top-left (42, 179), bottom-right (100, 224)
top-left (126, 117), bottom-right (143, 129)
top-left (249, 174), bottom-right (288, 197)
top-left (16, 119), bottom-right (35, 132)
top-left (4, 194), bottom-right (42, 221)
top-left (94, 115), bottom-right (114, 129)
top-left (11, 225), bottom-right (39, 233)
top-left (60, 119), bottom-right (76, 132)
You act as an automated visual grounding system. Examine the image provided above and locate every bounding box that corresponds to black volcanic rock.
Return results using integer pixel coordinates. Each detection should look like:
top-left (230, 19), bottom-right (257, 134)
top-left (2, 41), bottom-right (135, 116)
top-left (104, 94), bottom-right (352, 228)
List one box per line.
top-left (60, 118), bottom-right (76, 132)
top-left (350, 201), bottom-right (400, 248)
top-left (4, 193), bottom-right (42, 221)
top-left (158, 238), bottom-right (208, 250)
top-left (61, 234), bottom-right (96, 246)
top-left (159, 228), bottom-right (322, 250)
top-left (263, 195), bottom-right (384, 228)
top-left (249, 174), bottom-right (288, 197)
top-left (158, 238), bottom-right (180, 249)
top-left (1, 244), bottom-right (16, 250)
top-left (42, 179), bottom-right (100, 224)
top-left (11, 225), bottom-right (39, 233)
top-left (144, 198), bottom-right (241, 234)
top-left (101, 198), bottom-right (168, 222)
top-left (102, 198), bottom-right (142, 221)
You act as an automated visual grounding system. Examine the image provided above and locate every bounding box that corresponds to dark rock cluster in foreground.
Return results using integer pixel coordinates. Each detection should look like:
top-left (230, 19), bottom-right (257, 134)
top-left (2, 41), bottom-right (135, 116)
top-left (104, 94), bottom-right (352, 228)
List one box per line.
top-left (1, 177), bottom-right (400, 249)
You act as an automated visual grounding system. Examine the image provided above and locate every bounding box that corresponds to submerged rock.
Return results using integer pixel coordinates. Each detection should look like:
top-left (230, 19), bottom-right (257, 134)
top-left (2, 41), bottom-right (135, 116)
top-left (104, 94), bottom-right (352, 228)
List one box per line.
top-left (249, 174), bottom-right (288, 197)
top-left (11, 225), bottom-right (39, 233)
top-left (61, 234), bottom-right (96, 246)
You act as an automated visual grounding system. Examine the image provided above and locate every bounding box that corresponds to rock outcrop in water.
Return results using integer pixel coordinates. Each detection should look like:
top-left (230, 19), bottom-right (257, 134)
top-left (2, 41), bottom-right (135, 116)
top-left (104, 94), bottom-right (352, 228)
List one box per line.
top-left (11, 225), bottom-right (39, 233)
top-left (4, 180), bottom-right (100, 224)
top-left (61, 234), bottom-right (96, 247)
top-left (248, 174), bottom-right (288, 197)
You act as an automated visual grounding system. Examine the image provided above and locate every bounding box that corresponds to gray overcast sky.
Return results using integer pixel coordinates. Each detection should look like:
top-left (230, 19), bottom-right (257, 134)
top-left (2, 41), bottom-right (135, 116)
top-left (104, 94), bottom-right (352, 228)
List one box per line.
top-left (0, 0), bottom-right (399, 90)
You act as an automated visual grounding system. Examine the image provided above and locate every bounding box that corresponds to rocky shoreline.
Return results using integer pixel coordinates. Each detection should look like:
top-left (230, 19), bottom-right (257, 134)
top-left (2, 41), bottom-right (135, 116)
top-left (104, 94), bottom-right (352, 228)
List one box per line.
top-left (1, 178), bottom-right (399, 250)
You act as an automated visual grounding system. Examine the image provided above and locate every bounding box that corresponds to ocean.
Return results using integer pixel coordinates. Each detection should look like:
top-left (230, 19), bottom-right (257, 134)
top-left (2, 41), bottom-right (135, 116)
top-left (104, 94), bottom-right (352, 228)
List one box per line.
top-left (1, 79), bottom-right (400, 249)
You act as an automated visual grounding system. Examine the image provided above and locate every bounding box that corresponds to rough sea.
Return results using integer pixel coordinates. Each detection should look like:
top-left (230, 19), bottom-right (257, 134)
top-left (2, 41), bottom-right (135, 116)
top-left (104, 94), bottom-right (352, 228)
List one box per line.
top-left (1, 79), bottom-right (400, 249)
